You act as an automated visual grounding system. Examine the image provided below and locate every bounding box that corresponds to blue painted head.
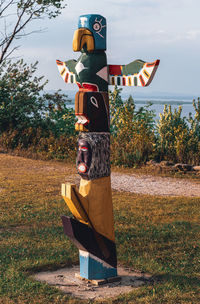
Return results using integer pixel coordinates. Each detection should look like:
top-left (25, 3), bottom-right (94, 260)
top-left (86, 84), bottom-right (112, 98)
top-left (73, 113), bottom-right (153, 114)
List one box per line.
top-left (78, 14), bottom-right (106, 51)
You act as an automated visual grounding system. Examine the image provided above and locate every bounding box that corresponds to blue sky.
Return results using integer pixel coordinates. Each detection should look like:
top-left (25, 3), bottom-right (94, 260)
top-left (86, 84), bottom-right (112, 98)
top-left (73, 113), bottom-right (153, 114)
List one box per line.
top-left (16, 0), bottom-right (200, 97)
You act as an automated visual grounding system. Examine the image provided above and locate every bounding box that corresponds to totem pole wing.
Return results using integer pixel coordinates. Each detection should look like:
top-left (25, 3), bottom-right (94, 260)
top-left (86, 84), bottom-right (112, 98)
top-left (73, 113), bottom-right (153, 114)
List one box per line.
top-left (56, 59), bottom-right (77, 84)
top-left (108, 59), bottom-right (160, 87)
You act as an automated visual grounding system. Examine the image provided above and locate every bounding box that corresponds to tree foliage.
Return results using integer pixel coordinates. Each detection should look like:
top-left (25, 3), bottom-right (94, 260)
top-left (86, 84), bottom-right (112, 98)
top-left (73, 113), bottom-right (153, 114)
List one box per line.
top-left (0, 59), bottom-right (77, 159)
top-left (110, 86), bottom-right (156, 166)
top-left (0, 59), bottom-right (74, 134)
top-left (156, 100), bottom-right (200, 164)
top-left (43, 90), bottom-right (76, 136)
top-left (0, 59), bottom-right (47, 131)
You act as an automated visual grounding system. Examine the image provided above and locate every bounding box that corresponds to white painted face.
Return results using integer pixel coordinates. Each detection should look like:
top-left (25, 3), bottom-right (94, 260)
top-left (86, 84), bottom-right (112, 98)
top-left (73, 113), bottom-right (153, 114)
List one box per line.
top-left (80, 17), bottom-right (88, 27)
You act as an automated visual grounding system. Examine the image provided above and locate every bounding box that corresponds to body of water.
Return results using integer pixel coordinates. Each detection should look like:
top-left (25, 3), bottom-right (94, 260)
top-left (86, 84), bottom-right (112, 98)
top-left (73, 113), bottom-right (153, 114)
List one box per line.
top-left (66, 98), bottom-right (196, 121)
top-left (134, 100), bottom-right (196, 120)
top-left (54, 89), bottom-right (198, 121)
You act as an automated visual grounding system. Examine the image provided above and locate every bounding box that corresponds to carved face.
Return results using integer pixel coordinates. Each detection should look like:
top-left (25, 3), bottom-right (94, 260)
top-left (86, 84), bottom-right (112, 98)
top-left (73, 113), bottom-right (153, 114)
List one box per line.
top-left (77, 139), bottom-right (92, 176)
top-left (76, 133), bottom-right (110, 180)
top-left (75, 91), bottom-right (109, 132)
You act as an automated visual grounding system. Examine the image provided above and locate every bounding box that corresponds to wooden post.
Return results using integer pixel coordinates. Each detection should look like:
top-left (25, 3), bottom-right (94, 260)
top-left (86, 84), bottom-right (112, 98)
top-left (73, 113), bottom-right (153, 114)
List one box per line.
top-left (57, 14), bottom-right (159, 280)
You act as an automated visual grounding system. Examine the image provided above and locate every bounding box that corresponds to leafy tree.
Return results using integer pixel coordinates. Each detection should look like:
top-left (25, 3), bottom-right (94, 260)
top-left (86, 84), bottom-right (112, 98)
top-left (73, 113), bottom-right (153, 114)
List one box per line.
top-left (0, 59), bottom-right (46, 131)
top-left (43, 90), bottom-right (76, 136)
top-left (0, 0), bottom-right (66, 63)
top-left (0, 59), bottom-right (71, 133)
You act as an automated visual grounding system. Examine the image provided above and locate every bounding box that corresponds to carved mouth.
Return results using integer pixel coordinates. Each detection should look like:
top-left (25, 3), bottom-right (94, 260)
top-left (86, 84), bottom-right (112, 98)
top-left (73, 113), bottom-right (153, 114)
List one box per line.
top-left (78, 163), bottom-right (87, 173)
top-left (76, 115), bottom-right (89, 126)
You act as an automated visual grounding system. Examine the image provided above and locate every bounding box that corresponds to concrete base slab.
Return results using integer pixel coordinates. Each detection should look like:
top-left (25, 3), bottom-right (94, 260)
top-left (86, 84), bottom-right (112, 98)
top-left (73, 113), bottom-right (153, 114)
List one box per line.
top-left (33, 265), bottom-right (153, 300)
top-left (75, 272), bottom-right (121, 286)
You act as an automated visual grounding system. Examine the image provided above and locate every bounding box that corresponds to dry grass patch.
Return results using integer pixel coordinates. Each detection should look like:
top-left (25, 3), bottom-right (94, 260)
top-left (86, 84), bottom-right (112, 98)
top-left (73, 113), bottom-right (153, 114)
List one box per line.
top-left (0, 153), bottom-right (199, 303)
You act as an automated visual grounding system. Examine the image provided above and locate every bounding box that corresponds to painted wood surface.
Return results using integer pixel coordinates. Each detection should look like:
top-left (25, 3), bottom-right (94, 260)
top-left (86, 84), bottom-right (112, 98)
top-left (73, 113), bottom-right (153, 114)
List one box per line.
top-left (57, 13), bottom-right (159, 280)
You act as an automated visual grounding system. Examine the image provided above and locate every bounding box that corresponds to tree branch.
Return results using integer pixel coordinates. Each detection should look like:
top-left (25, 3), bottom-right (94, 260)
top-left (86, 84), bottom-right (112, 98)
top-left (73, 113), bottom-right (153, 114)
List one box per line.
top-left (0, 0), bottom-right (66, 63)
top-left (0, 5), bottom-right (34, 63)
top-left (0, 0), bottom-right (15, 18)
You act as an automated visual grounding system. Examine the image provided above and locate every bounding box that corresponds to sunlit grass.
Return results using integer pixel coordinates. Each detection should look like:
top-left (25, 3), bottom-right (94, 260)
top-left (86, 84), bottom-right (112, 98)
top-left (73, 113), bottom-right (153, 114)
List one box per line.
top-left (0, 154), bottom-right (199, 303)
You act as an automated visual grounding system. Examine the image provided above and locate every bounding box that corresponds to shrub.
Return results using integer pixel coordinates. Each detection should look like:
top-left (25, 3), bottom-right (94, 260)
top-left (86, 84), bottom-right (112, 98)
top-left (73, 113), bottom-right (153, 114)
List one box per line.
top-left (110, 87), bottom-right (156, 166)
top-left (155, 105), bottom-right (189, 162)
top-left (155, 99), bottom-right (200, 164)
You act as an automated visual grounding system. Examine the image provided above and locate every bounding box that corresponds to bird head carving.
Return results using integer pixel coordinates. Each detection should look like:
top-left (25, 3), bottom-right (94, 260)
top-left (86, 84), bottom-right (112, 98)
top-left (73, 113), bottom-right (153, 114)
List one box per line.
top-left (73, 14), bottom-right (107, 52)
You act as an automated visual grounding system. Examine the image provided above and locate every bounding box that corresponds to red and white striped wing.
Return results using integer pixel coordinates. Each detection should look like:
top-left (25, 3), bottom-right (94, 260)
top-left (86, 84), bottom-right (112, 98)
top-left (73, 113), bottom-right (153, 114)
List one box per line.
top-left (108, 59), bottom-right (160, 87)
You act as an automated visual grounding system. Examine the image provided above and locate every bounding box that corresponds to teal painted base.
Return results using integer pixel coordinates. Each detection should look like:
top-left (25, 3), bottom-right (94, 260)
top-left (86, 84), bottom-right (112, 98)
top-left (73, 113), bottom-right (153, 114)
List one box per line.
top-left (79, 250), bottom-right (117, 280)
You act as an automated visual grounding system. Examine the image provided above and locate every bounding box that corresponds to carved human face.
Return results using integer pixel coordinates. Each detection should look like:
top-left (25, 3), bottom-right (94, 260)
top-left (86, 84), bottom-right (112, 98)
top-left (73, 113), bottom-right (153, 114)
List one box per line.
top-left (77, 139), bottom-right (92, 177)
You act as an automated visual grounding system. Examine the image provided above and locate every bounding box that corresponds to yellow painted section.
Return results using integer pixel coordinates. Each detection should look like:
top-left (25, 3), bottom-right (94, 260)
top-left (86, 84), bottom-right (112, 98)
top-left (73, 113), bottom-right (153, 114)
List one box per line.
top-left (62, 177), bottom-right (115, 242)
top-left (73, 28), bottom-right (95, 52)
top-left (75, 124), bottom-right (88, 132)
top-left (79, 176), bottom-right (115, 242)
top-left (61, 183), bottom-right (89, 224)
top-left (79, 124), bottom-right (84, 131)
top-left (75, 123), bottom-right (79, 131)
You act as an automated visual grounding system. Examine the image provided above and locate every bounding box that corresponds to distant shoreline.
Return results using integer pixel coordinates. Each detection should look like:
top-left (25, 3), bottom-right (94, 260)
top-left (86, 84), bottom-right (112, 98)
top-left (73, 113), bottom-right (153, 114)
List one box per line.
top-left (45, 89), bottom-right (198, 104)
top-left (65, 98), bottom-right (194, 106)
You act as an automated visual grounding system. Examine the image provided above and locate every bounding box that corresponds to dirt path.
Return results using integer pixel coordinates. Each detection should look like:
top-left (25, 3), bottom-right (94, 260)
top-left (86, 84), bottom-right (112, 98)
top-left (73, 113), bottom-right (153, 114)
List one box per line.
top-left (111, 172), bottom-right (200, 197)
top-left (0, 153), bottom-right (200, 198)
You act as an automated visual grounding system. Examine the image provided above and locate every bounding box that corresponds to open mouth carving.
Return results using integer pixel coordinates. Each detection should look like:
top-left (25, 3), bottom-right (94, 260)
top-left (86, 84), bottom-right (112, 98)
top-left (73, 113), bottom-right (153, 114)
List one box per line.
top-left (75, 114), bottom-right (90, 131)
top-left (76, 115), bottom-right (90, 126)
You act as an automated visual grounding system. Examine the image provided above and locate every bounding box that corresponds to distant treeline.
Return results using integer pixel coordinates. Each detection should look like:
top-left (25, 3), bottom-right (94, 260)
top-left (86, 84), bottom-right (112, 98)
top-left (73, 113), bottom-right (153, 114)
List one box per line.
top-left (0, 60), bottom-right (200, 165)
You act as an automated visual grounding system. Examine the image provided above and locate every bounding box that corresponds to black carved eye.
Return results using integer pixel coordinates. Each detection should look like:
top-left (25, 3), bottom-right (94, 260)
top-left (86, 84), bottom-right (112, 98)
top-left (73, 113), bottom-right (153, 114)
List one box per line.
top-left (93, 22), bottom-right (101, 31)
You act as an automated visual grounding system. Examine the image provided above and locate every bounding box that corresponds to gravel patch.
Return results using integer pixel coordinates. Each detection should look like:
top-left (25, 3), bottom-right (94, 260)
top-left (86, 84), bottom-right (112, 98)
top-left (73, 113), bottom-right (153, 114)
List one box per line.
top-left (111, 173), bottom-right (200, 197)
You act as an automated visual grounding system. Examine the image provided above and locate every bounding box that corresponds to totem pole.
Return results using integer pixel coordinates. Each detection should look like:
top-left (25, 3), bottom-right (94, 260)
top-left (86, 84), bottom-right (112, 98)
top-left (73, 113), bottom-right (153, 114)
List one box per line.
top-left (56, 14), bottom-right (159, 281)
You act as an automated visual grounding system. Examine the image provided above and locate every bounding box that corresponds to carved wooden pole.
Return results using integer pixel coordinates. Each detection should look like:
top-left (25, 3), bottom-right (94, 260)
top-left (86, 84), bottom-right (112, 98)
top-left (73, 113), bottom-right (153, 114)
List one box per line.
top-left (57, 14), bottom-right (159, 281)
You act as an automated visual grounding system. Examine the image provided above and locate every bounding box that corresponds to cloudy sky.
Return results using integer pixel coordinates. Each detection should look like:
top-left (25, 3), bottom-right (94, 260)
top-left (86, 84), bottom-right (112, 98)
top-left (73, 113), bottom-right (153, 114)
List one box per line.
top-left (15, 0), bottom-right (200, 97)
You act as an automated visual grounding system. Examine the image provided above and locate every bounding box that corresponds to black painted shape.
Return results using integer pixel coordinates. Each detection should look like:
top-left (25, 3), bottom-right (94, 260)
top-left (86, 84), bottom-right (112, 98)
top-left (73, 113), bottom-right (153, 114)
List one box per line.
top-left (61, 215), bottom-right (117, 268)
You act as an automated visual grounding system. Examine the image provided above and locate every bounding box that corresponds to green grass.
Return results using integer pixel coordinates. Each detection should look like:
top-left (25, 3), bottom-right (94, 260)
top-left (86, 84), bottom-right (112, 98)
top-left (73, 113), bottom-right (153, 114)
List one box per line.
top-left (0, 154), bottom-right (199, 303)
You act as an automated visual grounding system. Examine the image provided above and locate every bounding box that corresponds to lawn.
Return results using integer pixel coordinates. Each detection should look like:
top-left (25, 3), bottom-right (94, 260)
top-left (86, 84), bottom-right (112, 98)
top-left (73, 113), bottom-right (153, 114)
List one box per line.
top-left (0, 154), bottom-right (199, 303)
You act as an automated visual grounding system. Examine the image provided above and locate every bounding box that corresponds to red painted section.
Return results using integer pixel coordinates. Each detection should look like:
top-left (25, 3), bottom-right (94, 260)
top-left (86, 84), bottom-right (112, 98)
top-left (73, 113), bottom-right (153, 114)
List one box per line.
top-left (146, 60), bottom-right (160, 68)
top-left (65, 73), bottom-right (69, 83)
top-left (122, 77), bottom-right (126, 86)
top-left (77, 82), bottom-right (82, 89)
top-left (82, 83), bottom-right (98, 91)
top-left (56, 60), bottom-right (63, 65)
top-left (109, 65), bottom-right (122, 76)
top-left (77, 82), bottom-right (99, 92)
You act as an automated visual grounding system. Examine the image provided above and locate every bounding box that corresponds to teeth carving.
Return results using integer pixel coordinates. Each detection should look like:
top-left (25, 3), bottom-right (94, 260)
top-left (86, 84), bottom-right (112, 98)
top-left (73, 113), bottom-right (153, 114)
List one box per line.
top-left (76, 115), bottom-right (89, 125)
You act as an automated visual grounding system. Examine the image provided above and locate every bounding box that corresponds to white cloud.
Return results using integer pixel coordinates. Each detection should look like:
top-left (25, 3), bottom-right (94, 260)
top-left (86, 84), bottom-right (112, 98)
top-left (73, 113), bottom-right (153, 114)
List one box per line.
top-left (185, 30), bottom-right (200, 40)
